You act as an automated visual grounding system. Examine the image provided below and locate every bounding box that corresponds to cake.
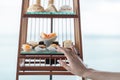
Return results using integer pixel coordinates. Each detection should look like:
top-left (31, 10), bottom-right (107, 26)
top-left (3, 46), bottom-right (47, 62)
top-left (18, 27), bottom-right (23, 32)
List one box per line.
top-left (59, 5), bottom-right (72, 12)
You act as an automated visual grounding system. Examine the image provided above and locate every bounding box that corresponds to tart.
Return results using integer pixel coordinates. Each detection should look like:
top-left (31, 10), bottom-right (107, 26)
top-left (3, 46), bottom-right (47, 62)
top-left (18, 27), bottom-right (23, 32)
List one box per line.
top-left (22, 44), bottom-right (32, 52)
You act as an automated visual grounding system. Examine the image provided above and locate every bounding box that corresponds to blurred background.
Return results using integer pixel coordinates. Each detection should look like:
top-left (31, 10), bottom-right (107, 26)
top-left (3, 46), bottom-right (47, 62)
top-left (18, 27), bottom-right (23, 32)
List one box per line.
top-left (0, 0), bottom-right (120, 80)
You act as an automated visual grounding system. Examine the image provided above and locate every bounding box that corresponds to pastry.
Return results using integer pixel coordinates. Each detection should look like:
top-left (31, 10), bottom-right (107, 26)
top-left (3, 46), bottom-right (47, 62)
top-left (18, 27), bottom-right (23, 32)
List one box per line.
top-left (27, 41), bottom-right (38, 49)
top-left (41, 32), bottom-right (48, 39)
top-left (22, 44), bottom-right (32, 52)
top-left (47, 44), bottom-right (57, 51)
top-left (63, 40), bottom-right (73, 49)
top-left (45, 0), bottom-right (57, 12)
top-left (40, 32), bottom-right (57, 39)
top-left (59, 5), bottom-right (72, 12)
top-left (47, 33), bottom-right (56, 38)
top-left (34, 41), bottom-right (46, 51)
top-left (50, 44), bottom-right (57, 48)
top-left (27, 0), bottom-right (44, 12)
top-left (40, 32), bottom-right (57, 47)
top-left (47, 41), bottom-right (59, 51)
top-left (34, 45), bottom-right (46, 51)
top-left (52, 41), bottom-right (59, 45)
top-left (39, 41), bottom-right (45, 45)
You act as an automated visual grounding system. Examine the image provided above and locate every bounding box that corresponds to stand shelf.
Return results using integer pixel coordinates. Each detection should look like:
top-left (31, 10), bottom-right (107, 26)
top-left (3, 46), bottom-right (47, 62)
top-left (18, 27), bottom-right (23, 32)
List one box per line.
top-left (24, 12), bottom-right (77, 18)
top-left (23, 14), bottom-right (78, 18)
top-left (16, 0), bottom-right (84, 80)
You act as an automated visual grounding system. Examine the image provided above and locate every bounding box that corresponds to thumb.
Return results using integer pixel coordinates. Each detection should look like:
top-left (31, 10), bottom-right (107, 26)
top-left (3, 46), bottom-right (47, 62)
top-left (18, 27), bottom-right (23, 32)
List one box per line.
top-left (59, 60), bottom-right (71, 71)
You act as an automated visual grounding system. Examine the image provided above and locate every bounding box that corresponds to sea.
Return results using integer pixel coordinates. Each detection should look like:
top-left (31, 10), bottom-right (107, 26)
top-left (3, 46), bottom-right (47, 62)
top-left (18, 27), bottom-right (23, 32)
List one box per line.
top-left (0, 34), bottom-right (120, 80)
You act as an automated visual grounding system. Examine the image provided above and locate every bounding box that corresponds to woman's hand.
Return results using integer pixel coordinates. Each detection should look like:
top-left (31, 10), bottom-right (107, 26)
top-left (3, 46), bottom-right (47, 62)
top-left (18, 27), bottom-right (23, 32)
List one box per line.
top-left (57, 46), bottom-right (120, 80)
top-left (56, 46), bottom-right (88, 77)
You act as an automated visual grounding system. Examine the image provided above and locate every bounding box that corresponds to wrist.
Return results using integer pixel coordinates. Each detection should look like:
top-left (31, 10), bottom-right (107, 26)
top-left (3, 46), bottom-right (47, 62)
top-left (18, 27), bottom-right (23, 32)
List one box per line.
top-left (82, 68), bottom-right (94, 78)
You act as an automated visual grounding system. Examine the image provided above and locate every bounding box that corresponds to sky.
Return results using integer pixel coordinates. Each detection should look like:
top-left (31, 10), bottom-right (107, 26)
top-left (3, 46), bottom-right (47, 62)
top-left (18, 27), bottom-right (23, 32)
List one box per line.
top-left (0, 0), bottom-right (120, 36)
top-left (81, 0), bottom-right (120, 35)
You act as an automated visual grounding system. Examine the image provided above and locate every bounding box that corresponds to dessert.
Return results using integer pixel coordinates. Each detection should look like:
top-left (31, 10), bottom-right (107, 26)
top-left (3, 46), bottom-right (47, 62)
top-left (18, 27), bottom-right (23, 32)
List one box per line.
top-left (52, 41), bottom-right (59, 45)
top-left (40, 32), bottom-right (57, 46)
top-left (34, 41), bottom-right (47, 51)
top-left (27, 0), bottom-right (44, 12)
top-left (41, 32), bottom-right (57, 39)
top-left (63, 40), bottom-right (73, 49)
top-left (22, 44), bottom-right (32, 52)
top-left (27, 41), bottom-right (38, 49)
top-left (59, 5), bottom-right (72, 12)
top-left (47, 41), bottom-right (59, 51)
top-left (45, 0), bottom-right (57, 12)
top-left (41, 32), bottom-right (48, 39)
top-left (48, 33), bottom-right (57, 39)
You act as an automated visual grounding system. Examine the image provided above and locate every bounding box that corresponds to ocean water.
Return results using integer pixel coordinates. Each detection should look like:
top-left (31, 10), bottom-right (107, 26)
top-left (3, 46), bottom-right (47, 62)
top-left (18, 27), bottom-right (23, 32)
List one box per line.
top-left (0, 34), bottom-right (120, 80)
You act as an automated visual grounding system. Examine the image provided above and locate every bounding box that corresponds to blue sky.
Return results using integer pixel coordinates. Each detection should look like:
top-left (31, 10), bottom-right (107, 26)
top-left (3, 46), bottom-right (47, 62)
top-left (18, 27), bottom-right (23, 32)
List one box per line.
top-left (0, 0), bottom-right (120, 36)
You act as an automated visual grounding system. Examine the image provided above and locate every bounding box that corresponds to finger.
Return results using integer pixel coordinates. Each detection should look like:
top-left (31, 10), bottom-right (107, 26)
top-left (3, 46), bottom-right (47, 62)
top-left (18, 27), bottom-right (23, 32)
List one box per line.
top-left (59, 60), bottom-right (71, 71)
top-left (56, 46), bottom-right (72, 60)
top-left (56, 46), bottom-right (64, 52)
top-left (70, 46), bottom-right (77, 55)
top-left (73, 46), bottom-right (78, 54)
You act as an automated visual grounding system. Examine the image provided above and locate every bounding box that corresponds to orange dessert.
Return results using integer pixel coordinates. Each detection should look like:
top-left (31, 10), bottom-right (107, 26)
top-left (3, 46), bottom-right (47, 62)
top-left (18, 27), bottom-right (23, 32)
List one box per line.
top-left (22, 44), bottom-right (32, 52)
top-left (41, 32), bottom-right (56, 39)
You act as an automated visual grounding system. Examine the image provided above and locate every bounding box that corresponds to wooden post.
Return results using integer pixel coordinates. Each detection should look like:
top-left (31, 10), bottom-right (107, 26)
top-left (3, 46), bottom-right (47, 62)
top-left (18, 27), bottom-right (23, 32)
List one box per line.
top-left (16, 0), bottom-right (29, 80)
top-left (73, 0), bottom-right (85, 80)
top-left (73, 0), bottom-right (83, 59)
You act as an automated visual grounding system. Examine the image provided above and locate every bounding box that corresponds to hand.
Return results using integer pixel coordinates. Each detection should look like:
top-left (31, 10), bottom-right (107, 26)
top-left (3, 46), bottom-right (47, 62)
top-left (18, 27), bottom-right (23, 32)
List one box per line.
top-left (57, 46), bottom-right (88, 77)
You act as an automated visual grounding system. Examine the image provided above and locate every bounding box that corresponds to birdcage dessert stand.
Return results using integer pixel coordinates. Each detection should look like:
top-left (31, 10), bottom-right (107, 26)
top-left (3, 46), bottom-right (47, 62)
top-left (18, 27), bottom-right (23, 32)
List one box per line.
top-left (16, 0), bottom-right (84, 80)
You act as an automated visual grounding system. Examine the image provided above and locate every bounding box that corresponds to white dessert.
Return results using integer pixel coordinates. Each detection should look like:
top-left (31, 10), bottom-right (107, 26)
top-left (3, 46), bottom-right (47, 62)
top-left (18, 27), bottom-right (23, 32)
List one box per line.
top-left (34, 45), bottom-right (46, 51)
top-left (47, 44), bottom-right (57, 51)
top-left (63, 40), bottom-right (73, 48)
top-left (59, 5), bottom-right (72, 12)
top-left (27, 41), bottom-right (38, 48)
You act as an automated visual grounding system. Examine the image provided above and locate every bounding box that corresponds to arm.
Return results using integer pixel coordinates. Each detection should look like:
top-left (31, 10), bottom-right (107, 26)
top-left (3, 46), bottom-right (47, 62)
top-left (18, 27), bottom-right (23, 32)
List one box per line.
top-left (84, 69), bottom-right (120, 80)
top-left (57, 46), bottom-right (120, 80)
